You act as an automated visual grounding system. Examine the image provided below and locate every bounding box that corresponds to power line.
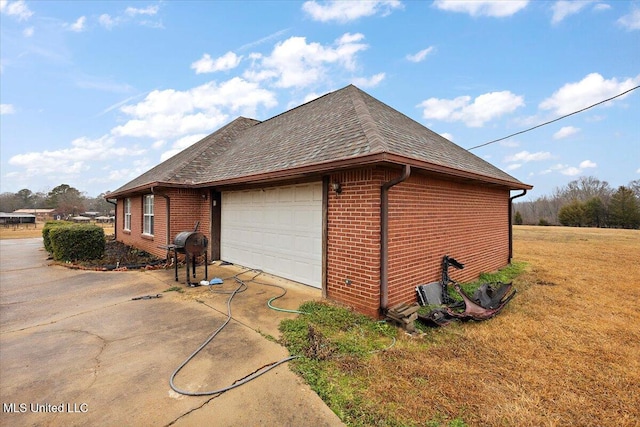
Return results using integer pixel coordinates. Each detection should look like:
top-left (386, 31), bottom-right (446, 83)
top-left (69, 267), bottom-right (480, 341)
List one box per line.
top-left (467, 85), bottom-right (640, 151)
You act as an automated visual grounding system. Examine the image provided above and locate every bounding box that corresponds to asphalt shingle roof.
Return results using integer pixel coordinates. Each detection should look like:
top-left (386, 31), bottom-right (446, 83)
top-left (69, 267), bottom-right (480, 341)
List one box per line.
top-left (110, 85), bottom-right (530, 196)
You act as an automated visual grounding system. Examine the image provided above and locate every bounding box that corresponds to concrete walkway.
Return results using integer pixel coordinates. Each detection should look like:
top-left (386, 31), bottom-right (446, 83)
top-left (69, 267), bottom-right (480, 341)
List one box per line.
top-left (0, 238), bottom-right (343, 426)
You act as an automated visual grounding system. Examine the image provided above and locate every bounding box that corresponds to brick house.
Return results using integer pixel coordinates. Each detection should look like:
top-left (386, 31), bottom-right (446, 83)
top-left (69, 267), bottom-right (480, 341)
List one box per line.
top-left (108, 85), bottom-right (531, 317)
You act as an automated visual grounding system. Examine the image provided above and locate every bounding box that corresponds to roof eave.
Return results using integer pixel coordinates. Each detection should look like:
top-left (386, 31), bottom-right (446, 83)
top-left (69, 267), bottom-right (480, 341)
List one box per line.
top-left (105, 181), bottom-right (201, 199)
top-left (107, 153), bottom-right (531, 197)
top-left (196, 153), bottom-right (532, 190)
top-left (382, 153), bottom-right (533, 190)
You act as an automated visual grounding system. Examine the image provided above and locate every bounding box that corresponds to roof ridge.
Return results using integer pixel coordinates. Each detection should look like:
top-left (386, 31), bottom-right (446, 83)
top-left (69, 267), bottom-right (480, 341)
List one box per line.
top-left (348, 86), bottom-right (387, 153)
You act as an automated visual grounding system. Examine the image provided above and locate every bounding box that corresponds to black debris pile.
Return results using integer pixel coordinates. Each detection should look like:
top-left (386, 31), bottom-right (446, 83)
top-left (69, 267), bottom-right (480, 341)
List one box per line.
top-left (416, 255), bottom-right (516, 327)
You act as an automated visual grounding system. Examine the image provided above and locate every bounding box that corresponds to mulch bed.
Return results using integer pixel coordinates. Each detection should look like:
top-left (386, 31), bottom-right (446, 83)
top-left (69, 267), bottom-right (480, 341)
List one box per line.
top-left (55, 239), bottom-right (166, 271)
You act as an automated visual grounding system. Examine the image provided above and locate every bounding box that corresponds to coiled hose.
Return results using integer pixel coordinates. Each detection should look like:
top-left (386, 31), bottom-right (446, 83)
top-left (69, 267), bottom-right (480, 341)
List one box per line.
top-left (169, 269), bottom-right (301, 396)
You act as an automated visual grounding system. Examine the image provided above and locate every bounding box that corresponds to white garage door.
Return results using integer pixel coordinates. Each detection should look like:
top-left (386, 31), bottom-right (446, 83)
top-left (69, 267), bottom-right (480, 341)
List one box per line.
top-left (221, 182), bottom-right (322, 288)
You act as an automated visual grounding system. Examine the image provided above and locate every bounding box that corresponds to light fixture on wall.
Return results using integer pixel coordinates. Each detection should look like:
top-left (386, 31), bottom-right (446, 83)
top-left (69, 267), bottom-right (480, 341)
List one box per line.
top-left (331, 182), bottom-right (342, 194)
top-left (201, 193), bottom-right (208, 201)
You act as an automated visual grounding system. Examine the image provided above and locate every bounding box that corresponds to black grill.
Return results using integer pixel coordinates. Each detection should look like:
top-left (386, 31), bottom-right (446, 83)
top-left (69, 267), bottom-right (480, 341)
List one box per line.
top-left (171, 231), bottom-right (208, 286)
top-left (174, 231), bottom-right (208, 256)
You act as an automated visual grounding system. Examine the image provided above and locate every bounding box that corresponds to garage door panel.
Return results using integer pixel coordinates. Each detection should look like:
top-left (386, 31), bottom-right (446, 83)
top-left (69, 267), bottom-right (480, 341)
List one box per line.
top-left (278, 187), bottom-right (294, 202)
top-left (277, 211), bottom-right (293, 226)
top-left (221, 183), bottom-right (322, 288)
top-left (294, 185), bottom-right (312, 201)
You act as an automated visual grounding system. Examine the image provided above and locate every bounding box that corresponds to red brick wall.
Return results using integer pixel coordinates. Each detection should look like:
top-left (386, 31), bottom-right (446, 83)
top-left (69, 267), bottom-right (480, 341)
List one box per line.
top-left (386, 174), bottom-right (510, 308)
top-left (115, 170), bottom-right (510, 318)
top-left (166, 189), bottom-right (211, 252)
top-left (326, 167), bottom-right (385, 318)
top-left (116, 189), bottom-right (211, 259)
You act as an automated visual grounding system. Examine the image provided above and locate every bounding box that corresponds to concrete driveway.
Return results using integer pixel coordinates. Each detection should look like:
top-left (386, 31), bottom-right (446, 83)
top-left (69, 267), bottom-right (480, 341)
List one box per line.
top-left (0, 238), bottom-right (343, 426)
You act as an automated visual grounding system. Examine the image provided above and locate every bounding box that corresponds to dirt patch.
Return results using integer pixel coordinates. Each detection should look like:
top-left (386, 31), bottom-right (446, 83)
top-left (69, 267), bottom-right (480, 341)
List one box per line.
top-left (60, 239), bottom-right (164, 270)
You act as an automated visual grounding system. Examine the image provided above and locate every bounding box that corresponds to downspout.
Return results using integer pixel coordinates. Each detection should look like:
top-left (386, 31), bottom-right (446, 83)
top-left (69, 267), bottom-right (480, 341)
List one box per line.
top-left (509, 189), bottom-right (527, 262)
top-left (106, 198), bottom-right (117, 240)
top-left (380, 165), bottom-right (411, 315)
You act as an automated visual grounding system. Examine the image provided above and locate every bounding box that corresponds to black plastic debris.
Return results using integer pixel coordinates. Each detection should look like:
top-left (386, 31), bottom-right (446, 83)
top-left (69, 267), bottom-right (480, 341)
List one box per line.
top-left (416, 255), bottom-right (516, 326)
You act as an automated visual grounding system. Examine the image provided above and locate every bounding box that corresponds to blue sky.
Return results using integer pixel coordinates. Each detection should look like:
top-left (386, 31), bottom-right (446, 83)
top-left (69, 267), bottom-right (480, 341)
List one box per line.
top-left (1, 0), bottom-right (638, 200)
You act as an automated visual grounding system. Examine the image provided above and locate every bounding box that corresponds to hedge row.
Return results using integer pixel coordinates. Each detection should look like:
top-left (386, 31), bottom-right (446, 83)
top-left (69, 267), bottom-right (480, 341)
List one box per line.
top-left (42, 221), bottom-right (105, 261)
top-left (42, 221), bottom-right (73, 253)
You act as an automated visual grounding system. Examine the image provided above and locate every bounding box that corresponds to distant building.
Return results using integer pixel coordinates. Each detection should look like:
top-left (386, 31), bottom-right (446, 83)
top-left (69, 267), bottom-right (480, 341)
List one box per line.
top-left (12, 208), bottom-right (57, 221)
top-left (1, 212), bottom-right (36, 225)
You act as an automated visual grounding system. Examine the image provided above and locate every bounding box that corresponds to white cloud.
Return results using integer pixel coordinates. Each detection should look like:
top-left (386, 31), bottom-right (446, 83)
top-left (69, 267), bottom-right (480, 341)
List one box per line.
top-left (433, 0), bottom-right (528, 17)
top-left (112, 77), bottom-right (277, 139)
top-left (1, 104), bottom-right (15, 114)
top-left (506, 163), bottom-right (521, 171)
top-left (301, 92), bottom-right (324, 104)
top-left (139, 19), bottom-right (164, 29)
top-left (8, 135), bottom-right (146, 177)
top-left (593, 3), bottom-right (611, 12)
top-left (560, 166), bottom-right (581, 176)
top-left (579, 159), bottom-right (597, 168)
top-left (418, 91), bottom-right (524, 127)
top-left (68, 16), bottom-right (86, 32)
top-left (152, 140), bottom-right (166, 149)
top-left (406, 47), bottom-right (435, 63)
top-left (160, 134), bottom-right (208, 162)
top-left (553, 125), bottom-right (580, 139)
top-left (618, 8), bottom-right (640, 31)
top-left (539, 73), bottom-right (640, 116)
top-left (505, 151), bottom-right (552, 163)
top-left (113, 111), bottom-right (228, 140)
top-left (440, 132), bottom-right (454, 141)
top-left (125, 5), bottom-right (159, 16)
top-left (542, 160), bottom-right (596, 176)
top-left (22, 26), bottom-right (33, 37)
top-left (191, 52), bottom-right (242, 74)
top-left (636, 168), bottom-right (640, 173)
top-left (302, 0), bottom-right (402, 23)
top-left (551, 0), bottom-right (595, 24)
top-left (0, 0), bottom-right (33, 21)
top-left (106, 159), bottom-right (153, 184)
top-left (99, 14), bottom-right (118, 29)
top-left (351, 72), bottom-right (385, 88)
top-left (98, 7), bottom-right (162, 30)
top-left (244, 33), bottom-right (369, 88)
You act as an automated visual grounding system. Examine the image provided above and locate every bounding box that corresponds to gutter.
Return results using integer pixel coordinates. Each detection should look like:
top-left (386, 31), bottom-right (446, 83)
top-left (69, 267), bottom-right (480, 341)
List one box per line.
top-left (107, 152), bottom-right (531, 199)
top-left (380, 164), bottom-right (411, 315)
top-left (106, 198), bottom-right (117, 240)
top-left (509, 189), bottom-right (527, 262)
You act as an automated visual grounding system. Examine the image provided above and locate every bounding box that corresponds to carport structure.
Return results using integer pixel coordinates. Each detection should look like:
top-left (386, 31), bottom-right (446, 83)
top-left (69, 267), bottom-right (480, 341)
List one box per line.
top-left (107, 85), bottom-right (531, 317)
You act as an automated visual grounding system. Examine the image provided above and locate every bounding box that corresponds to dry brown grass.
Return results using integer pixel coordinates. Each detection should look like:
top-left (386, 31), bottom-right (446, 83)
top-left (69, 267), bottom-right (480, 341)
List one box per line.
top-left (0, 222), bottom-right (114, 240)
top-left (358, 226), bottom-right (640, 426)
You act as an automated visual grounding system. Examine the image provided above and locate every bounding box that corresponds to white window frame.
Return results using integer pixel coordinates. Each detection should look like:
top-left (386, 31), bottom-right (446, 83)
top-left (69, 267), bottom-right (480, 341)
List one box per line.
top-left (124, 198), bottom-right (131, 231)
top-left (143, 195), bottom-right (154, 236)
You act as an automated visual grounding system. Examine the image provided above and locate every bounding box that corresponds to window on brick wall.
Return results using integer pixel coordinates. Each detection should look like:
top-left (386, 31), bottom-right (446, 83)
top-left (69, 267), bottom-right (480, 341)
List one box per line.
top-left (124, 198), bottom-right (131, 231)
top-left (143, 195), bottom-right (154, 236)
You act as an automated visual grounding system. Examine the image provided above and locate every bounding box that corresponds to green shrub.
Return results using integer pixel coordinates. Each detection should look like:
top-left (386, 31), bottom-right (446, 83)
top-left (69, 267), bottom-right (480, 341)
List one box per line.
top-left (49, 224), bottom-right (105, 261)
top-left (514, 211), bottom-right (523, 225)
top-left (42, 221), bottom-right (73, 254)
